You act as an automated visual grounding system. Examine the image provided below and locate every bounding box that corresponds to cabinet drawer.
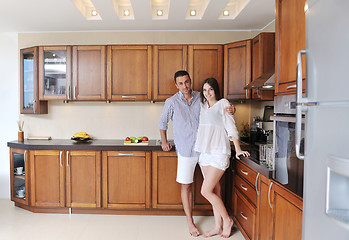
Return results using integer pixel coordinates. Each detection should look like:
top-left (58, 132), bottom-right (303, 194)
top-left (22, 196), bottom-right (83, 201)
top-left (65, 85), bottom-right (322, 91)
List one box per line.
top-left (236, 160), bottom-right (257, 187)
top-left (235, 174), bottom-right (256, 206)
top-left (234, 189), bottom-right (256, 240)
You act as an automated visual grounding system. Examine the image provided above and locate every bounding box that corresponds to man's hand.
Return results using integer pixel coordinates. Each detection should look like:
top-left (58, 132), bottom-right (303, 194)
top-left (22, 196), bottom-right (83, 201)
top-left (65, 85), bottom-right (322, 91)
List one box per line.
top-left (161, 141), bottom-right (172, 151)
top-left (225, 102), bottom-right (236, 115)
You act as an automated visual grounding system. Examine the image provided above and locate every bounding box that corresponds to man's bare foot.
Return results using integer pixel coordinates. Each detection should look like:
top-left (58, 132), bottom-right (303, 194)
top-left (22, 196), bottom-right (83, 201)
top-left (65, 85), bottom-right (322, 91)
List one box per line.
top-left (220, 218), bottom-right (234, 238)
top-left (203, 227), bottom-right (222, 238)
top-left (188, 222), bottom-right (200, 237)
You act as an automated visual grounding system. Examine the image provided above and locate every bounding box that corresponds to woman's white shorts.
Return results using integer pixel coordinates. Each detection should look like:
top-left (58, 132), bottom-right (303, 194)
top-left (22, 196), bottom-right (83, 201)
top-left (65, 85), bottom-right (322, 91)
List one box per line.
top-left (199, 153), bottom-right (230, 171)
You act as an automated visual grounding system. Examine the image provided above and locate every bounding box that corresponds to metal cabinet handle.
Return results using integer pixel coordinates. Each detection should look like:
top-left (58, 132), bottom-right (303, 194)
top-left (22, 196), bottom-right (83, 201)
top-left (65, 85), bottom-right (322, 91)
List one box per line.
top-left (74, 86), bottom-right (77, 99)
top-left (240, 169), bottom-right (248, 175)
top-left (24, 150), bottom-right (27, 165)
top-left (59, 151), bottom-right (63, 167)
top-left (121, 96), bottom-right (137, 99)
top-left (67, 86), bottom-right (71, 100)
top-left (66, 151), bottom-right (70, 166)
top-left (245, 90), bottom-right (248, 99)
top-left (33, 100), bottom-right (36, 113)
top-left (118, 153), bottom-right (134, 156)
top-left (240, 184), bottom-right (248, 191)
top-left (268, 182), bottom-right (273, 209)
top-left (240, 212), bottom-right (248, 220)
top-left (255, 172), bottom-right (260, 195)
top-left (286, 84), bottom-right (297, 89)
top-left (296, 49), bottom-right (307, 160)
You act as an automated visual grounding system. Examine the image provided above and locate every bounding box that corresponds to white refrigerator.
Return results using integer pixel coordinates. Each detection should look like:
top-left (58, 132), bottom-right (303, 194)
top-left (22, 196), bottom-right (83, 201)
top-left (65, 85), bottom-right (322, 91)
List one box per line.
top-left (300, 0), bottom-right (349, 239)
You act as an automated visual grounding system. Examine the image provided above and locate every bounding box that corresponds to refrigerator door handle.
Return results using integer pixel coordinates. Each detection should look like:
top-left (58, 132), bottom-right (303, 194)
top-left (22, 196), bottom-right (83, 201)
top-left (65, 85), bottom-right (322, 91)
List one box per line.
top-left (296, 49), bottom-right (307, 160)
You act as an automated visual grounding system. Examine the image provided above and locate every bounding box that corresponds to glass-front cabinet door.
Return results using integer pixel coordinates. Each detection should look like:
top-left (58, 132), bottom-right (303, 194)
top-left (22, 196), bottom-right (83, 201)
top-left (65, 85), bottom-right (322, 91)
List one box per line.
top-left (20, 47), bottom-right (47, 114)
top-left (10, 148), bottom-right (29, 205)
top-left (39, 46), bottom-right (72, 100)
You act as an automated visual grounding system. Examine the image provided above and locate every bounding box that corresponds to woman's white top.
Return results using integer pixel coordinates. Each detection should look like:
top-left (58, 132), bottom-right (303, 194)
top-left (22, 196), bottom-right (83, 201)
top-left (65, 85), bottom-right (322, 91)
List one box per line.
top-left (194, 99), bottom-right (239, 155)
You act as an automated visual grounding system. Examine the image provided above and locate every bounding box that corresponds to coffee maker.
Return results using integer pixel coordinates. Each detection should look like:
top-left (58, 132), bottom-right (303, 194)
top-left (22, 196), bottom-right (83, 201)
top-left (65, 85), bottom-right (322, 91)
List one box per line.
top-left (250, 106), bottom-right (274, 144)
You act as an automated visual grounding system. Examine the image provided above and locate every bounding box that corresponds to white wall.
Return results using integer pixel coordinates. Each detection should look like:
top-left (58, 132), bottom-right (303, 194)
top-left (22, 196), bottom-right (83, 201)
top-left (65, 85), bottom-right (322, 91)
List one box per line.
top-left (0, 33), bottom-right (18, 199)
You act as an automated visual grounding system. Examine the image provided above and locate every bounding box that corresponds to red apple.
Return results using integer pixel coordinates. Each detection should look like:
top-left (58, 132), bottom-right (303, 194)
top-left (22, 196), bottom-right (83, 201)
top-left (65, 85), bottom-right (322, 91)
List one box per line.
top-left (142, 136), bottom-right (148, 141)
top-left (125, 137), bottom-right (131, 141)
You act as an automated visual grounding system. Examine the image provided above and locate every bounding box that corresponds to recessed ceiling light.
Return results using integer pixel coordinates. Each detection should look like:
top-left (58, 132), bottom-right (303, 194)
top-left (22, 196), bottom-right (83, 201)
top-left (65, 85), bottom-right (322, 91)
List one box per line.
top-left (157, 9), bottom-right (163, 16)
top-left (124, 9), bottom-right (130, 16)
top-left (91, 10), bottom-right (98, 16)
top-left (190, 10), bottom-right (196, 16)
top-left (223, 10), bottom-right (229, 16)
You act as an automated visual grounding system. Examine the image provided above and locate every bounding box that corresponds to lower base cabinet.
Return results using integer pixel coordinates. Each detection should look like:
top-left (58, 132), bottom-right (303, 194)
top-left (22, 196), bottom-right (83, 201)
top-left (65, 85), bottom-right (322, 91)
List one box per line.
top-left (102, 151), bottom-right (151, 209)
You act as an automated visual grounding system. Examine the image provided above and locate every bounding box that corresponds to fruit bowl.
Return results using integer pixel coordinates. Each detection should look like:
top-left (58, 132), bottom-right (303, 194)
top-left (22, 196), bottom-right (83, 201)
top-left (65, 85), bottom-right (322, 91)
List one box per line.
top-left (71, 137), bottom-right (92, 143)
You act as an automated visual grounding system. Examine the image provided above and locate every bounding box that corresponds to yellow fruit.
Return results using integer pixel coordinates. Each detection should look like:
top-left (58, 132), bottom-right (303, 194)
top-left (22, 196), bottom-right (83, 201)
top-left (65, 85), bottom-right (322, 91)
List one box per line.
top-left (73, 132), bottom-right (90, 139)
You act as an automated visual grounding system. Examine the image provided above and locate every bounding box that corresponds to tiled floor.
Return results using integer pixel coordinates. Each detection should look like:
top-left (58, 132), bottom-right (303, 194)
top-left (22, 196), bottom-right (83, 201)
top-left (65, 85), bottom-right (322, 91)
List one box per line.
top-left (0, 199), bottom-right (245, 240)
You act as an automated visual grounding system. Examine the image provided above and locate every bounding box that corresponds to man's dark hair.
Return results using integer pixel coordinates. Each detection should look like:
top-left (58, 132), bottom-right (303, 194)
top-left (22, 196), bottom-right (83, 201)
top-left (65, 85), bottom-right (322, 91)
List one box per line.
top-left (174, 70), bottom-right (191, 83)
top-left (200, 78), bottom-right (222, 103)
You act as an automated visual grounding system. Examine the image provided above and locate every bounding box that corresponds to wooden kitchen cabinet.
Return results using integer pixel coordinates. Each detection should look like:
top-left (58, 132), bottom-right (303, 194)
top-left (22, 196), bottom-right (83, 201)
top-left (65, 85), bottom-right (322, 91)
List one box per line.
top-left (275, 0), bottom-right (306, 95)
top-left (72, 45), bottom-right (107, 100)
top-left (251, 33), bottom-right (275, 100)
top-left (153, 45), bottom-right (188, 101)
top-left (224, 40), bottom-right (252, 100)
top-left (270, 181), bottom-right (303, 240)
top-left (66, 151), bottom-right (101, 208)
top-left (188, 45), bottom-right (223, 95)
top-left (256, 174), bottom-right (273, 240)
top-left (10, 148), bottom-right (29, 206)
top-left (102, 151), bottom-right (151, 209)
top-left (39, 46), bottom-right (72, 100)
top-left (152, 151), bottom-right (182, 209)
top-left (107, 45), bottom-right (152, 101)
top-left (29, 150), bottom-right (65, 207)
top-left (20, 47), bottom-right (48, 114)
top-left (234, 159), bottom-right (259, 240)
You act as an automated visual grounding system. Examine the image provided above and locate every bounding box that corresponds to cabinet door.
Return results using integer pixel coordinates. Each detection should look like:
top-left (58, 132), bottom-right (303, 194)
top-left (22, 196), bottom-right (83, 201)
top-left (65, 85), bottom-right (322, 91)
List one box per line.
top-left (102, 151), bottom-right (151, 209)
top-left (107, 45), bottom-right (152, 101)
top-left (30, 150), bottom-right (65, 207)
top-left (257, 175), bottom-right (273, 240)
top-left (271, 182), bottom-right (303, 240)
top-left (275, 0), bottom-right (306, 95)
top-left (66, 151), bottom-right (101, 208)
top-left (39, 46), bottom-right (72, 100)
top-left (153, 45), bottom-right (188, 101)
top-left (252, 33), bottom-right (275, 100)
top-left (152, 151), bottom-right (182, 209)
top-left (10, 148), bottom-right (29, 206)
top-left (188, 45), bottom-right (223, 95)
top-left (20, 47), bottom-right (48, 114)
top-left (224, 40), bottom-right (252, 100)
top-left (72, 46), bottom-right (106, 100)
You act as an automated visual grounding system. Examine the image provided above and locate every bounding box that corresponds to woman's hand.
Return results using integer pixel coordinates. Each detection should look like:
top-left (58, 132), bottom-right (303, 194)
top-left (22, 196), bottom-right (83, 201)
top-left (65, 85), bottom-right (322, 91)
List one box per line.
top-left (235, 150), bottom-right (250, 159)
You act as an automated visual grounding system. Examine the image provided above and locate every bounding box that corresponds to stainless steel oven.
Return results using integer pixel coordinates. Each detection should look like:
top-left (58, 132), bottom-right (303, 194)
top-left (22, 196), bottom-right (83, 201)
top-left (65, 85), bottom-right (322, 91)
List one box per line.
top-left (270, 95), bottom-right (304, 197)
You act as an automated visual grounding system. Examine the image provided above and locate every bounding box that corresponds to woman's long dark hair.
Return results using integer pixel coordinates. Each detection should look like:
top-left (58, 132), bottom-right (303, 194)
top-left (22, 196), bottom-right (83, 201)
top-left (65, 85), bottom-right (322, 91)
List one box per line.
top-left (200, 78), bottom-right (222, 103)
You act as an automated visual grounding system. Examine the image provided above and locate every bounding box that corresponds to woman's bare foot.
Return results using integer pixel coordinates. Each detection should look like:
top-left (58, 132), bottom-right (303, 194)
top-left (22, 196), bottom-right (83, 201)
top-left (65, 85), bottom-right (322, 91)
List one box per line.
top-left (188, 222), bottom-right (200, 237)
top-left (220, 218), bottom-right (234, 238)
top-left (203, 227), bottom-right (222, 238)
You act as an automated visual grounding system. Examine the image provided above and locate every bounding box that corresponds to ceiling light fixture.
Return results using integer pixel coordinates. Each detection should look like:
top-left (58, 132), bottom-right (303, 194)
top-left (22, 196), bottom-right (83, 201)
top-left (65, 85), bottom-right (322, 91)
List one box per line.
top-left (223, 10), bottom-right (229, 16)
top-left (157, 9), bottom-right (163, 16)
top-left (190, 10), bottom-right (196, 16)
top-left (124, 9), bottom-right (130, 16)
top-left (91, 9), bottom-right (98, 16)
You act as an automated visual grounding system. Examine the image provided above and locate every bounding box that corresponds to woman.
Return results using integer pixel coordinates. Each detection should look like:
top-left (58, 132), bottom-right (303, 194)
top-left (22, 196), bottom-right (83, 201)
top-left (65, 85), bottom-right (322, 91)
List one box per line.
top-left (194, 78), bottom-right (249, 238)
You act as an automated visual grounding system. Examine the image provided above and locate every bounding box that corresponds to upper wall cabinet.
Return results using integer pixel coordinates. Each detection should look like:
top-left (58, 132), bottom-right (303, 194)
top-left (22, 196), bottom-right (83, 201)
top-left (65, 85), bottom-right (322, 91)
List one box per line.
top-left (275, 0), bottom-right (306, 95)
top-left (152, 45), bottom-right (188, 101)
top-left (39, 46), bottom-right (72, 100)
top-left (188, 45), bottom-right (223, 96)
top-left (20, 47), bottom-right (48, 114)
top-left (107, 45), bottom-right (152, 101)
top-left (251, 33), bottom-right (275, 101)
top-left (224, 40), bottom-right (252, 100)
top-left (72, 46), bottom-right (107, 101)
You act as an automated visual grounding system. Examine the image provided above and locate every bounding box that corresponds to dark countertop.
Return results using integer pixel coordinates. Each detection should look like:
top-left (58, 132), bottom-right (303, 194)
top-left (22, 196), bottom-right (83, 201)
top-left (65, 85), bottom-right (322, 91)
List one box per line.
top-left (7, 139), bottom-right (173, 151)
top-left (8, 139), bottom-right (272, 179)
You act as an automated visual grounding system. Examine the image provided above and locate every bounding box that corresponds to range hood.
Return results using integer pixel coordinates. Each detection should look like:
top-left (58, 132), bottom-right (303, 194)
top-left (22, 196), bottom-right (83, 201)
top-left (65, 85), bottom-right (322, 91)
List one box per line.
top-left (244, 70), bottom-right (275, 90)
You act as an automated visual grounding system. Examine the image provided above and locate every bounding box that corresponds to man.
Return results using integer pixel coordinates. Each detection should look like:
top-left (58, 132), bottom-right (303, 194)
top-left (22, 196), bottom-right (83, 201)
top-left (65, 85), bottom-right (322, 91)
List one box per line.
top-left (159, 70), bottom-right (235, 237)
